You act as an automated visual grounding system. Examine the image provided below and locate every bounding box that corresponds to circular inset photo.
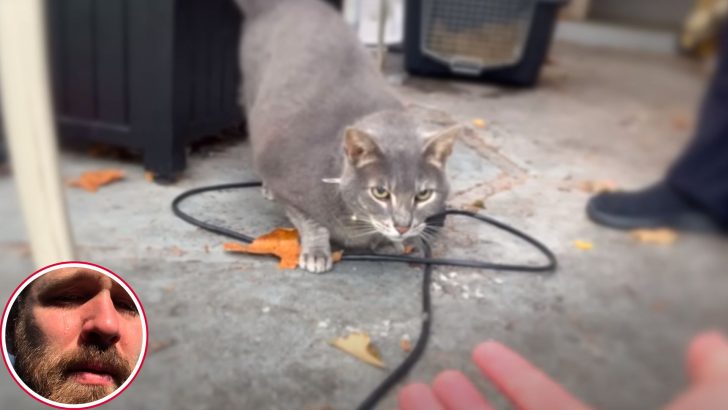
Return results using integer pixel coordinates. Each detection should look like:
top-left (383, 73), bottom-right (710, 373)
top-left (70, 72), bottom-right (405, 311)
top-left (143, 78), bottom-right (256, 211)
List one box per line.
top-left (2, 261), bottom-right (148, 408)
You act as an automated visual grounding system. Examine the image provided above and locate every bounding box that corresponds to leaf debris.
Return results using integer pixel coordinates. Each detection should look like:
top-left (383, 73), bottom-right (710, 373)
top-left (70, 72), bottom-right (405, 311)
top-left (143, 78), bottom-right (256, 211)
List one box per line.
top-left (224, 228), bottom-right (344, 269)
top-left (574, 240), bottom-right (594, 250)
top-left (68, 169), bottom-right (125, 192)
top-left (471, 118), bottom-right (488, 129)
top-left (330, 332), bottom-right (386, 369)
top-left (631, 228), bottom-right (678, 245)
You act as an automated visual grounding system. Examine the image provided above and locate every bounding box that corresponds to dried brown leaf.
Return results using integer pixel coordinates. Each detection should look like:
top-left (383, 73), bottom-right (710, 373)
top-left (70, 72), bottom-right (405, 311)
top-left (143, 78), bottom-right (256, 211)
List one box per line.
top-left (330, 332), bottom-right (386, 369)
top-left (69, 169), bottom-right (125, 192)
top-left (631, 228), bottom-right (678, 245)
top-left (577, 180), bottom-right (618, 194)
top-left (224, 229), bottom-right (346, 269)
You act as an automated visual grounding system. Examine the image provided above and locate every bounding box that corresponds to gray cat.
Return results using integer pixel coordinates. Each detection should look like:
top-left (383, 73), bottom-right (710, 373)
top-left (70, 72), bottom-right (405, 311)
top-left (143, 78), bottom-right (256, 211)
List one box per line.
top-left (235, 0), bottom-right (462, 272)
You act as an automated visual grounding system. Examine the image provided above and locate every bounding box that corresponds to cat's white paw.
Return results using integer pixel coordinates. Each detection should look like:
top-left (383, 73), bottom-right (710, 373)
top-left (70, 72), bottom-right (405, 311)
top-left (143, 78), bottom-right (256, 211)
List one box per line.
top-left (299, 249), bottom-right (333, 273)
top-left (261, 184), bottom-right (275, 200)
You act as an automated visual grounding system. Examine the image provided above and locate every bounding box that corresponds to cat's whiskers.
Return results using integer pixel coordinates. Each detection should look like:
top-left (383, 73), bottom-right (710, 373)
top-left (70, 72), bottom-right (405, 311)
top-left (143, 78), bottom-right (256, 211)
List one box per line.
top-left (346, 228), bottom-right (380, 239)
top-left (335, 212), bottom-right (380, 239)
top-left (418, 224), bottom-right (442, 246)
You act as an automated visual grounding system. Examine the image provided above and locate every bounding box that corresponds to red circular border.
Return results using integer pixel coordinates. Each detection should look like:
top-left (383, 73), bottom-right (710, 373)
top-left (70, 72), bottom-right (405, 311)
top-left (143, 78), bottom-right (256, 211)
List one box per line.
top-left (1, 261), bottom-right (150, 409)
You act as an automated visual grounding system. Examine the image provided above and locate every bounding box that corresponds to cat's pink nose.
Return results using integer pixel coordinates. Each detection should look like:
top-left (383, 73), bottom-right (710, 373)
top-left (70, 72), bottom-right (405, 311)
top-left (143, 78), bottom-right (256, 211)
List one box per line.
top-left (395, 226), bottom-right (409, 234)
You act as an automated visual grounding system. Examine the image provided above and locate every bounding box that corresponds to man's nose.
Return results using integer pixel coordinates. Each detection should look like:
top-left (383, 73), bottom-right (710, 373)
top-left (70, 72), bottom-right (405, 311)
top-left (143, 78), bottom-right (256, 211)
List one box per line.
top-left (80, 292), bottom-right (120, 347)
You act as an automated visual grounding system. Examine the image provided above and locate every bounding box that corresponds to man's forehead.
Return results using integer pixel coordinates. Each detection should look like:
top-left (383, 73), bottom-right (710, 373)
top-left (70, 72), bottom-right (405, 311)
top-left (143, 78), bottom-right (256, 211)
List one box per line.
top-left (32, 267), bottom-right (116, 293)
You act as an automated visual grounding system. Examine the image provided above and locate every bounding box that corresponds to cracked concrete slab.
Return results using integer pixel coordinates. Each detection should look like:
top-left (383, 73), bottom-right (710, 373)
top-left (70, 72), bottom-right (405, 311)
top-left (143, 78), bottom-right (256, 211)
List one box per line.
top-left (1, 42), bottom-right (728, 410)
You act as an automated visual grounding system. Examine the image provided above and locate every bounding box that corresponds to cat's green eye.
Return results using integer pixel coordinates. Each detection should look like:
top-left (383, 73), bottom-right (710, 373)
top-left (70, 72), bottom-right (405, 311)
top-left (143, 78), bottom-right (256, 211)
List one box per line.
top-left (371, 186), bottom-right (390, 200)
top-left (416, 189), bottom-right (433, 202)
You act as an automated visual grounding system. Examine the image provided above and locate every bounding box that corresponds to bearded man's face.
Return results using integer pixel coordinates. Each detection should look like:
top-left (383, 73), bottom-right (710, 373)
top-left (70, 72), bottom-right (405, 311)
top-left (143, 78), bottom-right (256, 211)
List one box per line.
top-left (11, 268), bottom-right (142, 404)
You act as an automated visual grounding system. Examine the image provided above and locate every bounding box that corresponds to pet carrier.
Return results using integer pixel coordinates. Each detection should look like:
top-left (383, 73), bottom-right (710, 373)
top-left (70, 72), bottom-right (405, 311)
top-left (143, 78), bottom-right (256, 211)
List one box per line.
top-left (404, 0), bottom-right (568, 86)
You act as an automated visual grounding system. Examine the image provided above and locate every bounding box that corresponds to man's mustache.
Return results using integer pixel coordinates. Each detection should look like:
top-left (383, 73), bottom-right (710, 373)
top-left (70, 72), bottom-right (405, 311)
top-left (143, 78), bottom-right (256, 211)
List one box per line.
top-left (57, 345), bottom-right (132, 387)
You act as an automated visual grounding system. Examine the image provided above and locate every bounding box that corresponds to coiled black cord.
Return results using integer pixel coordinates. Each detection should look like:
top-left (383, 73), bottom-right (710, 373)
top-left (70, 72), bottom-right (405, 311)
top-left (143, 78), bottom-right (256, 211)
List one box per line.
top-left (171, 181), bottom-right (557, 410)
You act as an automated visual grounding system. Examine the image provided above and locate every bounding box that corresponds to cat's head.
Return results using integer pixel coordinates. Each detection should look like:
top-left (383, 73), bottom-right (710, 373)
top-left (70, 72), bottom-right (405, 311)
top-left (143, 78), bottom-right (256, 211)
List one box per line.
top-left (337, 110), bottom-right (462, 243)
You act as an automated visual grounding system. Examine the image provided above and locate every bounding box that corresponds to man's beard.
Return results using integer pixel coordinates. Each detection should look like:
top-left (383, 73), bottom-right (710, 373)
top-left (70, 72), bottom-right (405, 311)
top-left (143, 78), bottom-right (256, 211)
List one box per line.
top-left (13, 312), bottom-right (133, 404)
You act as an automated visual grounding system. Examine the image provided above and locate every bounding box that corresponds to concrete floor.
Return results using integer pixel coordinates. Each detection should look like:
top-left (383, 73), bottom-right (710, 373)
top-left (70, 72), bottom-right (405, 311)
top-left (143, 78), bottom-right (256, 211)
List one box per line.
top-left (2, 42), bottom-right (728, 410)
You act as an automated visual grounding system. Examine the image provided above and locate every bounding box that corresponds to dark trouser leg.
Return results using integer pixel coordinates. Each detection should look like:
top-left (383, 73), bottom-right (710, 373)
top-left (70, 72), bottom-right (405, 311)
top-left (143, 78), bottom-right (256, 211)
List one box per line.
top-left (668, 27), bottom-right (728, 226)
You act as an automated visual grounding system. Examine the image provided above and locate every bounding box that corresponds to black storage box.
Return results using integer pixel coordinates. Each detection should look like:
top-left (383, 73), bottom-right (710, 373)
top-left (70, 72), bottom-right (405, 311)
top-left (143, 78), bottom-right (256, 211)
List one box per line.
top-left (45, 0), bottom-right (243, 180)
top-left (404, 0), bottom-right (568, 86)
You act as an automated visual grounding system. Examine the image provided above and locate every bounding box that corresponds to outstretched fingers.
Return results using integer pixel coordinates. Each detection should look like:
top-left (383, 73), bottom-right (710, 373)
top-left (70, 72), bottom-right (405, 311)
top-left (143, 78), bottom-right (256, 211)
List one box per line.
top-left (472, 341), bottom-right (593, 410)
top-left (432, 370), bottom-right (495, 410)
top-left (686, 331), bottom-right (728, 385)
top-left (398, 383), bottom-right (446, 410)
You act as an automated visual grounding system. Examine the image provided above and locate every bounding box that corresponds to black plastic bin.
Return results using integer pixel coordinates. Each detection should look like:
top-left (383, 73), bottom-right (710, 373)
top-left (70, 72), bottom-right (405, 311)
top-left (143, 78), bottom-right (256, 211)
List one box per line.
top-left (45, 0), bottom-right (243, 180)
top-left (0, 0), bottom-right (344, 173)
top-left (404, 0), bottom-right (568, 86)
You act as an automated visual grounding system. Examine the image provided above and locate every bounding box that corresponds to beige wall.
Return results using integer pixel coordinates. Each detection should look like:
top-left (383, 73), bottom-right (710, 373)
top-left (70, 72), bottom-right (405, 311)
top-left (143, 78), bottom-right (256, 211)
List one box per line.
top-left (589, 0), bottom-right (694, 30)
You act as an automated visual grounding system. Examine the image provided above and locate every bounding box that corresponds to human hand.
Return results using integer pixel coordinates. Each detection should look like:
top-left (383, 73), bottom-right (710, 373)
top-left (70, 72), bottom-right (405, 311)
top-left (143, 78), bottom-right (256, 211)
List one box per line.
top-left (398, 331), bottom-right (728, 410)
top-left (664, 331), bottom-right (728, 410)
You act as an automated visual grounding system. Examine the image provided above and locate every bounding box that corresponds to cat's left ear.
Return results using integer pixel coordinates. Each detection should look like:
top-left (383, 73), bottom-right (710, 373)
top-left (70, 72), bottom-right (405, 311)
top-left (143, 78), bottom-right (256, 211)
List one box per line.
top-left (344, 127), bottom-right (382, 167)
top-left (422, 126), bottom-right (462, 168)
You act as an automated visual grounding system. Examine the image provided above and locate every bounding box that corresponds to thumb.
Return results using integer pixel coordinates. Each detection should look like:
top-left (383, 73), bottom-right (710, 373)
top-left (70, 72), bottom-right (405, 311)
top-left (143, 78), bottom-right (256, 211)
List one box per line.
top-left (687, 331), bottom-right (728, 385)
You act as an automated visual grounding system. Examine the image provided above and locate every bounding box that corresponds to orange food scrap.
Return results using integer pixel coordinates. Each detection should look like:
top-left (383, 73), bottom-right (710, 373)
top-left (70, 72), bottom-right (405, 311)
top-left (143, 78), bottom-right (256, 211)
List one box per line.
top-left (69, 169), bottom-right (125, 192)
top-left (332, 250), bottom-right (344, 262)
top-left (144, 171), bottom-right (155, 182)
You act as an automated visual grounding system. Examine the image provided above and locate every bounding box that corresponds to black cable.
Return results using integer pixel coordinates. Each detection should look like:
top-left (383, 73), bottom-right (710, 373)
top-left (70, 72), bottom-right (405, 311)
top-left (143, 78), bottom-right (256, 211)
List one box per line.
top-left (171, 181), bottom-right (557, 410)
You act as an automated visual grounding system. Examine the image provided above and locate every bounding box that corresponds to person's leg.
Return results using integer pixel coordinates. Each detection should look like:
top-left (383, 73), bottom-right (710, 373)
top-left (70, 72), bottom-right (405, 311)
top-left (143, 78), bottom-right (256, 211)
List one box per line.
top-left (668, 26), bottom-right (728, 227)
top-left (588, 26), bottom-right (728, 231)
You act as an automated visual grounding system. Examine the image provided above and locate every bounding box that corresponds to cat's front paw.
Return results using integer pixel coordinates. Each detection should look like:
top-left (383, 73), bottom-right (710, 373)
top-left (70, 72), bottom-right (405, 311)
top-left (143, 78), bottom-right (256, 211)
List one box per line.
top-left (261, 183), bottom-right (275, 200)
top-left (299, 247), bottom-right (333, 273)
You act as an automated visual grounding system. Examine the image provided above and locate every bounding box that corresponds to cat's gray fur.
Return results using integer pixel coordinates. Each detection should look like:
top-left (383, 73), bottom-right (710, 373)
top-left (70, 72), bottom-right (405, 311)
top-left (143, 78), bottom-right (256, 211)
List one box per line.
top-left (235, 0), bottom-right (462, 272)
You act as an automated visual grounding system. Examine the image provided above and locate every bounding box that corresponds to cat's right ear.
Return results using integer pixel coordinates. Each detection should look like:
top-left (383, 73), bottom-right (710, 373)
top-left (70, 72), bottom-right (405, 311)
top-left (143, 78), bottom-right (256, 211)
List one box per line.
top-left (344, 128), bottom-right (381, 167)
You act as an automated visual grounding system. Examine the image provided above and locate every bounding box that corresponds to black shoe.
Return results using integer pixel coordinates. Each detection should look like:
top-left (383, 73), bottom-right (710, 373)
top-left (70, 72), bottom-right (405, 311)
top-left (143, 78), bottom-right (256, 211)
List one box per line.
top-left (586, 182), bottom-right (721, 231)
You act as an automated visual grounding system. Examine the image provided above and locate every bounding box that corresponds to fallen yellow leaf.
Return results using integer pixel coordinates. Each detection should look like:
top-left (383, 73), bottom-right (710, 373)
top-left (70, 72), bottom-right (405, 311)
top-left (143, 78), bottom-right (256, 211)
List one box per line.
top-left (69, 169), bottom-right (125, 192)
top-left (470, 199), bottom-right (486, 209)
top-left (578, 180), bottom-right (618, 194)
top-left (574, 240), bottom-right (594, 250)
top-left (472, 118), bottom-right (488, 129)
top-left (224, 229), bottom-right (345, 270)
top-left (631, 228), bottom-right (678, 245)
top-left (330, 332), bottom-right (386, 369)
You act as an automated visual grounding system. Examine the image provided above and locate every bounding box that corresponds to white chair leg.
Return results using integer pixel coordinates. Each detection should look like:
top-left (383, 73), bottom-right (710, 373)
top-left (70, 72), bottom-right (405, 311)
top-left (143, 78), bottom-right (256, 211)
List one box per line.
top-left (0, 0), bottom-right (75, 267)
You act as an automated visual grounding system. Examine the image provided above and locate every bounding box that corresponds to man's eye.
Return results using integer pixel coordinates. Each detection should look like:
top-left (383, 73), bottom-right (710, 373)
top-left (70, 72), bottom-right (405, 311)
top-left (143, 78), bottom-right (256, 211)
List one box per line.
top-left (52, 294), bottom-right (84, 305)
top-left (115, 300), bottom-right (138, 314)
